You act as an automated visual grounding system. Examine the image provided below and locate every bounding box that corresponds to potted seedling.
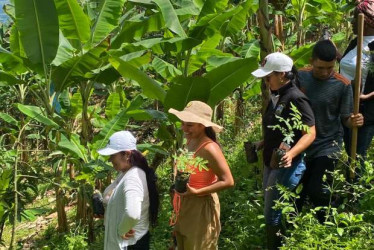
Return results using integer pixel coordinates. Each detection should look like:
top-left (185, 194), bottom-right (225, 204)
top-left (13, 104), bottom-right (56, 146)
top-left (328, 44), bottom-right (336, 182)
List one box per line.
top-left (173, 148), bottom-right (208, 193)
top-left (268, 103), bottom-right (310, 169)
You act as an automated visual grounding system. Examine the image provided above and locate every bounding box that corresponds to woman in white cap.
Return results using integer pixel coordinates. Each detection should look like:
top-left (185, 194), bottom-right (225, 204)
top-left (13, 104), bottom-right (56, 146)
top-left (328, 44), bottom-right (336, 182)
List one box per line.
top-left (97, 130), bottom-right (159, 250)
top-left (252, 52), bottom-right (316, 249)
top-left (168, 101), bottom-right (234, 250)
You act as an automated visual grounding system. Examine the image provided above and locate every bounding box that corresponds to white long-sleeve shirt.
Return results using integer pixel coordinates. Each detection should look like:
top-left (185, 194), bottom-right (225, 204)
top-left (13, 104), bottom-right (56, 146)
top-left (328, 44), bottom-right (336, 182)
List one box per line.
top-left (103, 167), bottom-right (149, 250)
top-left (340, 36), bottom-right (374, 93)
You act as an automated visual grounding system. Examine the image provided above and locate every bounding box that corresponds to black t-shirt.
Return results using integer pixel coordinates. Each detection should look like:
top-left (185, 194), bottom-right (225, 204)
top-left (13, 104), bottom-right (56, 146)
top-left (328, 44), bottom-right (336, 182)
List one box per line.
top-left (263, 82), bottom-right (315, 166)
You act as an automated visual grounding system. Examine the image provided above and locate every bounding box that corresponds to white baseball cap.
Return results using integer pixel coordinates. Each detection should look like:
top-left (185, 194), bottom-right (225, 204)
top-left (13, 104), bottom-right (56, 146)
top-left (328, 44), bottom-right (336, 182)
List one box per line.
top-left (97, 131), bottom-right (137, 155)
top-left (251, 52), bottom-right (293, 78)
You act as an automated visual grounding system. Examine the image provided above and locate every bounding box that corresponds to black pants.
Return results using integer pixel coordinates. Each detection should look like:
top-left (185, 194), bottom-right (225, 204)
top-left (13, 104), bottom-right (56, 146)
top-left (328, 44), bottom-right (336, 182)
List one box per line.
top-left (296, 156), bottom-right (338, 222)
top-left (125, 232), bottom-right (150, 250)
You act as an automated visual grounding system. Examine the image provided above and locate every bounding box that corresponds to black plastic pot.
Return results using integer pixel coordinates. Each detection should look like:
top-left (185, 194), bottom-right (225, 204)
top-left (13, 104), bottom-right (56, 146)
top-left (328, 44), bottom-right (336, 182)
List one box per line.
top-left (175, 171), bottom-right (191, 193)
top-left (244, 141), bottom-right (258, 163)
top-left (270, 148), bottom-right (286, 169)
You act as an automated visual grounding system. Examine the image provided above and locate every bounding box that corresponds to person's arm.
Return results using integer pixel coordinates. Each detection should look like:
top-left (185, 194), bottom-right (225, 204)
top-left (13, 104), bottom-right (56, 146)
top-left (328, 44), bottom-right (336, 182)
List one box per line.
top-left (117, 171), bottom-right (144, 237)
top-left (280, 126), bottom-right (316, 167)
top-left (183, 143), bottom-right (234, 196)
top-left (360, 91), bottom-right (374, 101)
top-left (280, 96), bottom-right (316, 167)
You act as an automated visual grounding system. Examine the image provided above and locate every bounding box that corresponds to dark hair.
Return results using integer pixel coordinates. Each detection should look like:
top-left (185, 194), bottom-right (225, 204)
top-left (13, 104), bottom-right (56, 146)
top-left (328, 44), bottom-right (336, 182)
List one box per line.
top-left (205, 127), bottom-right (217, 143)
top-left (312, 40), bottom-right (337, 62)
top-left (285, 66), bottom-right (298, 80)
top-left (124, 150), bottom-right (159, 226)
top-left (205, 127), bottom-right (222, 148)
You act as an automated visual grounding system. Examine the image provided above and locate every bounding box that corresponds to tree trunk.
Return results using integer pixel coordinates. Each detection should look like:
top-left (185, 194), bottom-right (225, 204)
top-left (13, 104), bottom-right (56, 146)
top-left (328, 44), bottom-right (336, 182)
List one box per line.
top-left (55, 161), bottom-right (68, 233)
top-left (258, 0), bottom-right (274, 115)
top-left (80, 81), bottom-right (94, 146)
top-left (234, 88), bottom-right (245, 135)
top-left (216, 101), bottom-right (224, 121)
top-left (69, 163), bottom-right (75, 181)
top-left (274, 15), bottom-right (285, 50)
top-left (76, 184), bottom-right (95, 242)
top-left (76, 185), bottom-right (88, 224)
top-left (56, 186), bottom-right (68, 233)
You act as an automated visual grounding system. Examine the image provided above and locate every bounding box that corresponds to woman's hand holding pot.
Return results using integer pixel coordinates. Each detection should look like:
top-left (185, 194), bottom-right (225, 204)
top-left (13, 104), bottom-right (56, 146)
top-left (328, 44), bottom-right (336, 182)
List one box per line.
top-left (178, 183), bottom-right (198, 196)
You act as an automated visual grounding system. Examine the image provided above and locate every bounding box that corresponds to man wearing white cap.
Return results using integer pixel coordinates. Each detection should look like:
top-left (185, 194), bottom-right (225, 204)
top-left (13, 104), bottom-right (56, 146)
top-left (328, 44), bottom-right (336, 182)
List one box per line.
top-left (252, 52), bottom-right (316, 249)
top-left (98, 131), bottom-right (159, 250)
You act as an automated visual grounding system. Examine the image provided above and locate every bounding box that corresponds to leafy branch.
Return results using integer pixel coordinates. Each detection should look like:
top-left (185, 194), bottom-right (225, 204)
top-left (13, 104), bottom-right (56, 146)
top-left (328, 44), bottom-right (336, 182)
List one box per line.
top-left (268, 102), bottom-right (310, 145)
top-left (173, 148), bottom-right (208, 174)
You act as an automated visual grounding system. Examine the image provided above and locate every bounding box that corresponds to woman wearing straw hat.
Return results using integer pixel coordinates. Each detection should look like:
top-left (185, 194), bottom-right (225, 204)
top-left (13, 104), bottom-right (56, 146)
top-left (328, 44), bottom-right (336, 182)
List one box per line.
top-left (252, 52), bottom-right (316, 249)
top-left (341, 0), bottom-right (374, 174)
top-left (97, 131), bottom-right (159, 250)
top-left (168, 101), bottom-right (234, 250)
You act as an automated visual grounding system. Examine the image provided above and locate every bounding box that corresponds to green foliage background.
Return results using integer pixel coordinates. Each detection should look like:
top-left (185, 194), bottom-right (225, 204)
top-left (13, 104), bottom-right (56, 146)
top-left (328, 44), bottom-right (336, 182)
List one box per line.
top-left (0, 0), bottom-right (373, 249)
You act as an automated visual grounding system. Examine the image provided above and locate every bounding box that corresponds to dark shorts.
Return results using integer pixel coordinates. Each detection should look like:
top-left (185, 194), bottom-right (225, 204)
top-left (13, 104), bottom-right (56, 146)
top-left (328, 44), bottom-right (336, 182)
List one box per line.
top-left (124, 231), bottom-right (150, 250)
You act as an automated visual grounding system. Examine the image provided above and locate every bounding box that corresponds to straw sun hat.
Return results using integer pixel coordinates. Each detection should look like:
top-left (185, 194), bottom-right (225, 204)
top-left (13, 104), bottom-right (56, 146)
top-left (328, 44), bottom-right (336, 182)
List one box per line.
top-left (168, 101), bottom-right (223, 132)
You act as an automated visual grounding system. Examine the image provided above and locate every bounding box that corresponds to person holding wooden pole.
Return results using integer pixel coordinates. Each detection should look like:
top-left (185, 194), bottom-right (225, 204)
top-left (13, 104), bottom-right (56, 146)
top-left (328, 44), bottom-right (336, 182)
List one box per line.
top-left (341, 0), bottom-right (374, 179)
top-left (296, 40), bottom-right (364, 223)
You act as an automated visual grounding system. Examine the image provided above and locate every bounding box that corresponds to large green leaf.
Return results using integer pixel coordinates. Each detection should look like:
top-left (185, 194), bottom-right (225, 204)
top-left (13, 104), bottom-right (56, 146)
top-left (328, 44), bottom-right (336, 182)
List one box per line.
top-left (15, 0), bottom-right (59, 65)
top-left (51, 31), bottom-right (75, 66)
top-left (126, 109), bottom-right (167, 121)
top-left (153, 0), bottom-right (187, 37)
top-left (58, 133), bottom-right (88, 162)
top-left (164, 76), bottom-right (211, 110)
top-left (0, 47), bottom-right (27, 74)
top-left (0, 112), bottom-right (20, 128)
top-left (187, 48), bottom-right (232, 75)
top-left (133, 37), bottom-right (202, 53)
top-left (137, 143), bottom-right (169, 155)
top-left (189, 5), bottom-right (242, 42)
top-left (95, 67), bottom-right (121, 85)
top-left (17, 104), bottom-right (59, 128)
top-left (205, 58), bottom-right (257, 106)
top-left (289, 43), bottom-right (314, 68)
top-left (105, 92), bottom-right (122, 120)
top-left (95, 49), bottom-right (151, 85)
top-left (52, 41), bottom-right (109, 91)
top-left (54, 0), bottom-right (90, 43)
top-left (109, 56), bottom-right (166, 102)
top-left (151, 56), bottom-right (182, 81)
top-left (174, 1), bottom-right (200, 15)
top-left (222, 1), bottom-right (258, 36)
top-left (197, 6), bottom-right (241, 31)
top-left (241, 39), bottom-right (260, 58)
top-left (243, 80), bottom-right (261, 99)
top-left (198, 0), bottom-right (228, 20)
top-left (0, 71), bottom-right (23, 86)
top-left (206, 55), bottom-right (238, 71)
top-left (70, 92), bottom-right (83, 117)
top-left (91, 0), bottom-right (126, 45)
top-left (93, 95), bottom-right (144, 150)
top-left (9, 25), bottom-right (26, 59)
top-left (111, 13), bottom-right (165, 49)
top-left (120, 51), bottom-right (152, 68)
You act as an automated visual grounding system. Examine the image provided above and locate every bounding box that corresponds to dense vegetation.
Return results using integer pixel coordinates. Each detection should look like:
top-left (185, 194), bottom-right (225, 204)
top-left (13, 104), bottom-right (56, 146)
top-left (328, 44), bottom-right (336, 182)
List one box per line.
top-left (0, 0), bottom-right (373, 249)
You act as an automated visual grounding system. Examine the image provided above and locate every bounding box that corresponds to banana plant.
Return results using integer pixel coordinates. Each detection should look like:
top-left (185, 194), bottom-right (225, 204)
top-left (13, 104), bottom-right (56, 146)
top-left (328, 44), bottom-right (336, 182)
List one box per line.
top-left (0, 0), bottom-right (261, 243)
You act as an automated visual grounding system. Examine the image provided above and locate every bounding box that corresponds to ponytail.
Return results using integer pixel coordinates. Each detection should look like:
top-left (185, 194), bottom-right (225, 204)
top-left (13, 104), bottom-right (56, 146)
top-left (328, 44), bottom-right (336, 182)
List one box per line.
top-left (129, 150), bottom-right (159, 226)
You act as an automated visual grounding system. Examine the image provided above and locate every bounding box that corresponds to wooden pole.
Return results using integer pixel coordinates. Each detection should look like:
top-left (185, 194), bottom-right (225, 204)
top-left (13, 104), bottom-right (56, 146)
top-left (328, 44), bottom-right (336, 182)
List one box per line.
top-left (350, 13), bottom-right (365, 180)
